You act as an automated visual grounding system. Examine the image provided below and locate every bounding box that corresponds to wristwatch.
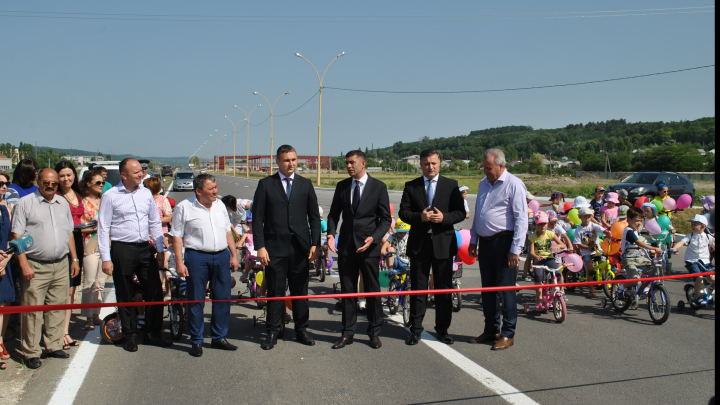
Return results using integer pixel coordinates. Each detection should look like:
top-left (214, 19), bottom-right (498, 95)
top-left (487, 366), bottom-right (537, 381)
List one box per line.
top-left (72, 259), bottom-right (80, 262)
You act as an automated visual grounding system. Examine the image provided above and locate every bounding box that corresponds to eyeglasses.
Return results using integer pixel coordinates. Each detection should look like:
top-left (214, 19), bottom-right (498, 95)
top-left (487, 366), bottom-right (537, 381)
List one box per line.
top-left (0, 182), bottom-right (11, 187)
top-left (41, 181), bottom-right (59, 187)
top-left (92, 181), bottom-right (106, 186)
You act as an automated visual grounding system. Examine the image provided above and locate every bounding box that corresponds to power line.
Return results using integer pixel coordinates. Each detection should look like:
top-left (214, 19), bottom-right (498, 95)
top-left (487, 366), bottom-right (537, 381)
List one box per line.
top-left (324, 65), bottom-right (714, 94)
top-left (250, 90), bottom-right (319, 126)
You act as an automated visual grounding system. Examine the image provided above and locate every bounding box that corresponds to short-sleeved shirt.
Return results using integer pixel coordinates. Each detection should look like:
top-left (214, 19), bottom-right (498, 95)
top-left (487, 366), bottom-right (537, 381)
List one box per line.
top-left (602, 206), bottom-right (619, 228)
top-left (590, 198), bottom-right (605, 221)
top-left (621, 227), bottom-right (642, 258)
top-left (11, 191), bottom-right (73, 261)
top-left (171, 196), bottom-right (232, 252)
top-left (227, 207), bottom-right (246, 229)
top-left (573, 222), bottom-right (605, 256)
top-left (681, 232), bottom-right (714, 263)
top-left (387, 234), bottom-right (409, 264)
top-left (550, 224), bottom-right (566, 236)
top-left (528, 230), bottom-right (556, 259)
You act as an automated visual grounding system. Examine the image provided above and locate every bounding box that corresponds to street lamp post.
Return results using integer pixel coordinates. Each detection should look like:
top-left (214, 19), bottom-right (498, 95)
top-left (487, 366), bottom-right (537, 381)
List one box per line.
top-left (215, 130), bottom-right (229, 173)
top-left (233, 104), bottom-right (261, 178)
top-left (224, 116), bottom-right (247, 177)
top-left (294, 51), bottom-right (345, 185)
top-left (210, 134), bottom-right (222, 172)
top-left (253, 91), bottom-right (290, 175)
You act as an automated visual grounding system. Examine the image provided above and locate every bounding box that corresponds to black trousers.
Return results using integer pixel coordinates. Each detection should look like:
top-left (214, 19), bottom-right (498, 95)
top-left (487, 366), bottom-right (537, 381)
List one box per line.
top-left (477, 234), bottom-right (517, 339)
top-left (111, 242), bottom-right (163, 338)
top-left (338, 254), bottom-right (383, 338)
top-left (265, 238), bottom-right (309, 334)
top-left (409, 234), bottom-right (454, 335)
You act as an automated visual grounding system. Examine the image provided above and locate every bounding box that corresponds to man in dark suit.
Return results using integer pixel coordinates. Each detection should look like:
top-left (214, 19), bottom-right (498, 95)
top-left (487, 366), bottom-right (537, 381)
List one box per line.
top-left (326, 150), bottom-right (392, 350)
top-left (252, 145), bottom-right (322, 350)
top-left (398, 149), bottom-right (466, 346)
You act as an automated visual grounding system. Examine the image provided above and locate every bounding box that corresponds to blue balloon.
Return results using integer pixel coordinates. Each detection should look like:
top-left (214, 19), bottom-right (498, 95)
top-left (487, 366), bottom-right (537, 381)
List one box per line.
top-left (455, 230), bottom-right (463, 247)
top-left (321, 220), bottom-right (328, 233)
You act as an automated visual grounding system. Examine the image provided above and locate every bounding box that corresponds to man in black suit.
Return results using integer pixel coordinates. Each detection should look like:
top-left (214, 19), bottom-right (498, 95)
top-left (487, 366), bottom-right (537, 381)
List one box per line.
top-left (326, 150), bottom-right (392, 350)
top-left (252, 145), bottom-right (322, 350)
top-left (398, 149), bottom-right (466, 346)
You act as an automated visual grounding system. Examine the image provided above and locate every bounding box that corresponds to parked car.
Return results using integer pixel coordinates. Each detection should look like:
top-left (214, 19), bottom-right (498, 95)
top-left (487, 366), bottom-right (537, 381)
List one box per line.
top-left (608, 171), bottom-right (696, 203)
top-left (173, 171), bottom-right (195, 191)
top-left (152, 172), bottom-right (166, 195)
top-left (78, 162), bottom-right (122, 191)
top-left (161, 165), bottom-right (174, 177)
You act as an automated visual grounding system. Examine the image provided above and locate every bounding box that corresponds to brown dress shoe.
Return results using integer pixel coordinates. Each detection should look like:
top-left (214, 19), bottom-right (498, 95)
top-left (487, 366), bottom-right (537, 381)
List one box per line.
top-left (331, 337), bottom-right (353, 349)
top-left (492, 337), bottom-right (514, 350)
top-left (468, 332), bottom-right (501, 344)
top-left (369, 337), bottom-right (382, 349)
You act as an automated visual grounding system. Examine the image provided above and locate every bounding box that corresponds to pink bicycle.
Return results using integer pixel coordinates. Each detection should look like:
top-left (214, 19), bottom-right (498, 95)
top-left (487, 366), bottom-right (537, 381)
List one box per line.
top-left (523, 265), bottom-right (567, 323)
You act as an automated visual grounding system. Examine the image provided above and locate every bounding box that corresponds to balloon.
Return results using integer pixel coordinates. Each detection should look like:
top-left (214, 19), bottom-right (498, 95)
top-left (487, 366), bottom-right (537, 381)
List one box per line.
top-left (660, 230), bottom-right (673, 244)
top-left (563, 253), bottom-right (584, 273)
top-left (562, 202), bottom-right (573, 213)
top-left (663, 197), bottom-right (677, 211)
top-left (378, 270), bottom-right (390, 288)
top-left (652, 200), bottom-right (663, 213)
top-left (391, 218), bottom-right (396, 230)
top-left (566, 228), bottom-right (576, 242)
top-left (528, 200), bottom-right (540, 213)
top-left (458, 246), bottom-right (477, 265)
top-left (677, 194), bottom-right (693, 210)
top-left (607, 241), bottom-right (621, 256)
top-left (645, 219), bottom-right (662, 235)
top-left (568, 209), bottom-right (581, 225)
top-left (286, 296), bottom-right (293, 311)
top-left (459, 229), bottom-right (472, 247)
top-left (611, 222), bottom-right (627, 240)
top-left (657, 215), bottom-right (671, 230)
top-left (327, 256), bottom-right (335, 269)
top-left (634, 196), bottom-right (649, 209)
top-left (320, 220), bottom-right (328, 233)
top-left (256, 271), bottom-right (264, 287)
top-left (455, 230), bottom-right (463, 248)
top-left (601, 238), bottom-right (610, 255)
top-left (389, 203), bottom-right (395, 214)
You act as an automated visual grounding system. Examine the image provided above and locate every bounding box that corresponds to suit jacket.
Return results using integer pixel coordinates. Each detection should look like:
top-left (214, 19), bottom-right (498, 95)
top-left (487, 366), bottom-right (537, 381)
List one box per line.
top-left (252, 173), bottom-right (322, 258)
top-left (398, 175), bottom-right (466, 260)
top-left (326, 175), bottom-right (392, 258)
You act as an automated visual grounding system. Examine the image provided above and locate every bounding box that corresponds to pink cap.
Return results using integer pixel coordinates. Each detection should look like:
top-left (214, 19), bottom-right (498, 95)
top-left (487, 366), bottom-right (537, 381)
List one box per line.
top-left (534, 211), bottom-right (549, 224)
top-left (606, 192), bottom-right (620, 204)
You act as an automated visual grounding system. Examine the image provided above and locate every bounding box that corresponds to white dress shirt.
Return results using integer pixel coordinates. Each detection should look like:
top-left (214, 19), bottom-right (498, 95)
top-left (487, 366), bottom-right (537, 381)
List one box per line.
top-left (171, 196), bottom-right (232, 252)
top-left (98, 182), bottom-right (164, 262)
top-left (424, 174), bottom-right (439, 233)
top-left (278, 171), bottom-right (295, 193)
top-left (350, 173), bottom-right (369, 204)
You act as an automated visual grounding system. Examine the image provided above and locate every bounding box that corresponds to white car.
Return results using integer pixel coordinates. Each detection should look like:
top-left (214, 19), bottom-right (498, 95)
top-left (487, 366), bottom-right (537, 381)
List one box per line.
top-left (78, 161), bottom-right (121, 190)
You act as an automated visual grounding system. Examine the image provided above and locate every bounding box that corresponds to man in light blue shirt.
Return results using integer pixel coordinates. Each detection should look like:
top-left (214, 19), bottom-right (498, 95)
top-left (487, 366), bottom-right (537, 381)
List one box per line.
top-left (468, 149), bottom-right (528, 351)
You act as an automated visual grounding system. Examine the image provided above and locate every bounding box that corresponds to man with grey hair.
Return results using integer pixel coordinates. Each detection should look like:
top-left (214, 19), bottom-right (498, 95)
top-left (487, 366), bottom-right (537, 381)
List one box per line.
top-left (172, 173), bottom-right (239, 357)
top-left (467, 148), bottom-right (528, 351)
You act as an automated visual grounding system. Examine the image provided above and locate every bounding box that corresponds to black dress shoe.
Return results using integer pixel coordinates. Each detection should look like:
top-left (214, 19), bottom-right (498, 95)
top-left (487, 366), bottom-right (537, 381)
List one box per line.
top-left (369, 336), bottom-right (382, 349)
top-left (261, 332), bottom-right (278, 351)
top-left (211, 338), bottom-right (238, 351)
top-left (124, 339), bottom-right (138, 352)
top-left (189, 344), bottom-right (203, 357)
top-left (468, 332), bottom-right (501, 344)
top-left (26, 358), bottom-right (42, 369)
top-left (144, 335), bottom-right (173, 348)
top-left (295, 331), bottom-right (316, 346)
top-left (405, 333), bottom-right (421, 346)
top-left (47, 350), bottom-right (70, 359)
top-left (436, 333), bottom-right (454, 345)
top-left (331, 337), bottom-right (354, 349)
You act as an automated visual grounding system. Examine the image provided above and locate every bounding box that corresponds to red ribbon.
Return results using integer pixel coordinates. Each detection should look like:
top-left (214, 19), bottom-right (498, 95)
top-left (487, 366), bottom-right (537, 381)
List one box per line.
top-left (0, 271), bottom-right (713, 315)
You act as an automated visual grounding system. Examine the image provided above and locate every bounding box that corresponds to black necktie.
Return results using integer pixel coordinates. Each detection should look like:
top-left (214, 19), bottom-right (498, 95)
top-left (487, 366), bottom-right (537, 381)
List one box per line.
top-left (352, 180), bottom-right (361, 213)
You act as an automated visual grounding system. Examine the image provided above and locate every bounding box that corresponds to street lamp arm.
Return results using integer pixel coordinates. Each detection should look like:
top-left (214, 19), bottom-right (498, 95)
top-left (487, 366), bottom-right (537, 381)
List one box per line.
top-left (273, 92), bottom-right (290, 109)
top-left (254, 92), bottom-right (272, 112)
top-left (320, 55), bottom-right (341, 85)
top-left (296, 53), bottom-right (321, 84)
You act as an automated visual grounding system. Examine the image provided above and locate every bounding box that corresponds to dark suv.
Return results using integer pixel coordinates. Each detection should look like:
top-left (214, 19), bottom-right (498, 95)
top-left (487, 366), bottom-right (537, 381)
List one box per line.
top-left (608, 171), bottom-right (696, 203)
top-left (161, 166), bottom-right (174, 177)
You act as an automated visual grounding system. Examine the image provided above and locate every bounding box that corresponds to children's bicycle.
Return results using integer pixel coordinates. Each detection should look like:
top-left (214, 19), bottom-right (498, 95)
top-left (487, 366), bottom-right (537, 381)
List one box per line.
top-left (240, 255), bottom-right (266, 309)
top-left (563, 250), bottom-right (616, 299)
top-left (100, 310), bottom-right (123, 345)
top-left (451, 260), bottom-right (463, 313)
top-left (604, 249), bottom-right (671, 325)
top-left (523, 265), bottom-right (567, 323)
top-left (384, 253), bottom-right (412, 326)
top-left (675, 259), bottom-right (715, 311)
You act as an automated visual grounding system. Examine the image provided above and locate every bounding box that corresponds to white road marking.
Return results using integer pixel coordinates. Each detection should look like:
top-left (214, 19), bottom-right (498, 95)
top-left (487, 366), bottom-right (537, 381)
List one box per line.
top-left (387, 313), bottom-right (539, 405)
top-left (48, 290), bottom-right (117, 405)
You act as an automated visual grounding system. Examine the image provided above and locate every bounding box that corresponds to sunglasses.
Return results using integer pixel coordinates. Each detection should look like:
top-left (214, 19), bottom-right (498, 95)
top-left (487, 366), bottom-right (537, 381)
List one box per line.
top-left (92, 181), bottom-right (107, 186)
top-left (41, 181), bottom-right (59, 187)
top-left (659, 189), bottom-right (668, 193)
top-left (0, 182), bottom-right (11, 187)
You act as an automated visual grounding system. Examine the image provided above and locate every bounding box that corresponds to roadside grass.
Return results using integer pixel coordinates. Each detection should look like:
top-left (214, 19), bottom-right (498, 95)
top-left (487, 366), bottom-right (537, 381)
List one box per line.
top-left (672, 207), bottom-right (704, 235)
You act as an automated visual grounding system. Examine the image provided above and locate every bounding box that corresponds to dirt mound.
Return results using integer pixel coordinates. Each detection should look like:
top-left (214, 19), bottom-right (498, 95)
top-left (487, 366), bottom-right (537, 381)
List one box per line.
top-left (525, 177), bottom-right (578, 186)
top-left (578, 172), bottom-right (602, 179)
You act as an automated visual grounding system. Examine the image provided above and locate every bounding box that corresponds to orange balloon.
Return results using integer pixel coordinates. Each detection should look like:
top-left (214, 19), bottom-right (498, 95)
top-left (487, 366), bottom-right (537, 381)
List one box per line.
top-left (611, 221), bottom-right (628, 240)
top-left (601, 238), bottom-right (610, 254)
top-left (608, 241), bottom-right (621, 256)
top-left (286, 293), bottom-right (293, 311)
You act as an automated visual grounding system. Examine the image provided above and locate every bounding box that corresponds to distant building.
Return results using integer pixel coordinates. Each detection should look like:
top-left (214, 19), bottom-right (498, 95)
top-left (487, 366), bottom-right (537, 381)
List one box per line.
top-left (697, 149), bottom-right (707, 156)
top-left (709, 149), bottom-right (715, 155)
top-left (507, 160), bottom-right (521, 167)
top-left (0, 154), bottom-right (11, 170)
top-left (61, 155), bottom-right (105, 165)
top-left (398, 154), bottom-right (421, 168)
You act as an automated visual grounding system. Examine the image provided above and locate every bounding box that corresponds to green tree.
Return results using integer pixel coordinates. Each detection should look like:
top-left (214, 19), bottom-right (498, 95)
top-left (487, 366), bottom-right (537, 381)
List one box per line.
top-left (527, 153), bottom-right (548, 175)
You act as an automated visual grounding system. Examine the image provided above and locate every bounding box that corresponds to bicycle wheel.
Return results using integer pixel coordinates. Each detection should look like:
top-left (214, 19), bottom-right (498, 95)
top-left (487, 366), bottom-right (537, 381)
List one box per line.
top-left (452, 284), bottom-right (462, 313)
top-left (402, 286), bottom-right (411, 327)
top-left (610, 275), bottom-right (632, 312)
top-left (100, 312), bottom-right (123, 345)
top-left (552, 296), bottom-right (566, 323)
top-left (648, 283), bottom-right (670, 325)
top-left (319, 257), bottom-right (326, 283)
top-left (603, 274), bottom-right (615, 299)
top-left (169, 304), bottom-right (184, 341)
top-left (387, 279), bottom-right (399, 315)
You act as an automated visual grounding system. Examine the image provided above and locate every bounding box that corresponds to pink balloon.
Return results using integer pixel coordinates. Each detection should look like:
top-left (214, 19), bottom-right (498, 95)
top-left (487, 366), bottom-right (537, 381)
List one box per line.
top-left (391, 218), bottom-right (396, 229)
top-left (528, 200), bottom-right (540, 213)
top-left (662, 197), bottom-right (677, 211)
top-left (645, 219), bottom-right (662, 235)
top-left (562, 253), bottom-right (584, 273)
top-left (459, 229), bottom-right (471, 248)
top-left (677, 194), bottom-right (693, 210)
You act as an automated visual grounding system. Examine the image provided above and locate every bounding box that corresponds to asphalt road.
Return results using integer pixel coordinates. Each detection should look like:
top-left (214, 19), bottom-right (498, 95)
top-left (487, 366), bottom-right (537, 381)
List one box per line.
top-left (16, 173), bottom-right (715, 405)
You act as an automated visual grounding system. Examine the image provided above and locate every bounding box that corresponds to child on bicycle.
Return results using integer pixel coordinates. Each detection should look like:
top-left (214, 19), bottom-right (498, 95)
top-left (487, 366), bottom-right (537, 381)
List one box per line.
top-left (671, 214), bottom-right (715, 306)
top-left (641, 202), bottom-right (677, 254)
top-left (617, 189), bottom-right (631, 208)
top-left (617, 207), bottom-right (663, 300)
top-left (601, 192), bottom-right (620, 229)
top-left (573, 207), bottom-right (611, 298)
top-left (590, 186), bottom-right (606, 225)
top-left (381, 219), bottom-right (411, 273)
top-left (540, 192), bottom-right (564, 214)
top-left (548, 211), bottom-right (573, 251)
top-left (521, 207), bottom-right (536, 282)
top-left (528, 211), bottom-right (566, 307)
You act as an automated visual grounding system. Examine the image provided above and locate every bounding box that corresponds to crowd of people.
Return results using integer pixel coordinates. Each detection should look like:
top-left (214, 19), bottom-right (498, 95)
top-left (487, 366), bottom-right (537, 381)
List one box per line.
top-left (0, 147), bottom-right (715, 369)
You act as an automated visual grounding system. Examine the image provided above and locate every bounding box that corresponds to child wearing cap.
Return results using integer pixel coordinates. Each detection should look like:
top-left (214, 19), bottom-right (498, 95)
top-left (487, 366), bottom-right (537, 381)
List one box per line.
top-left (590, 186), bottom-right (606, 225)
top-left (573, 207), bottom-right (611, 298)
top-left (616, 205), bottom-right (629, 226)
top-left (671, 214), bottom-right (715, 306)
top-left (601, 192), bottom-right (620, 229)
top-left (652, 183), bottom-right (673, 218)
top-left (617, 189), bottom-right (631, 208)
top-left (460, 186), bottom-right (470, 220)
top-left (548, 211), bottom-right (574, 252)
top-left (528, 211), bottom-right (566, 307)
top-left (617, 207), bottom-right (663, 301)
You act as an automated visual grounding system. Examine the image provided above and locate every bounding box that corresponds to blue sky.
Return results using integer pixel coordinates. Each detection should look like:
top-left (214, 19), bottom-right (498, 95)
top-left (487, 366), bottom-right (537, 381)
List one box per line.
top-left (0, 1), bottom-right (715, 160)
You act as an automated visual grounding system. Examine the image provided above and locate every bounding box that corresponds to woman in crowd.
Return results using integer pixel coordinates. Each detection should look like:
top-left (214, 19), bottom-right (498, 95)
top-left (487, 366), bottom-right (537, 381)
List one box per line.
top-left (79, 170), bottom-right (107, 330)
top-left (0, 172), bottom-right (15, 370)
top-left (10, 158), bottom-right (39, 199)
top-left (55, 161), bottom-right (84, 350)
top-left (144, 177), bottom-right (173, 236)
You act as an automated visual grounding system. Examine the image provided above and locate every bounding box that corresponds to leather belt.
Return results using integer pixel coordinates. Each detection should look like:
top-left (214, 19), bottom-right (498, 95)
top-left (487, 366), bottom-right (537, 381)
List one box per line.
top-left (113, 241), bottom-right (151, 247)
top-left (27, 255), bottom-right (68, 265)
top-left (479, 230), bottom-right (514, 242)
top-left (186, 248), bottom-right (227, 255)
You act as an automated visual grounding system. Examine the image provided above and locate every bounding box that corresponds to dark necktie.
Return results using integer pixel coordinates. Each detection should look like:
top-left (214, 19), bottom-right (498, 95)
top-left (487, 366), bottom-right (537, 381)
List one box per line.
top-left (285, 177), bottom-right (292, 199)
top-left (352, 180), bottom-right (361, 213)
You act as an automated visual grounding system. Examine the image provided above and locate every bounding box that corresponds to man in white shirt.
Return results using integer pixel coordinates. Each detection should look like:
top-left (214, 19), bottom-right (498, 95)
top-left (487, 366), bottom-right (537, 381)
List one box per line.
top-left (172, 173), bottom-right (239, 357)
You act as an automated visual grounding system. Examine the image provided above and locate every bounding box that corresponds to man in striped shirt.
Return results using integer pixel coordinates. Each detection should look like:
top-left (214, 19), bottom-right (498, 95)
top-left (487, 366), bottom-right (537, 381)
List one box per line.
top-left (98, 158), bottom-right (171, 352)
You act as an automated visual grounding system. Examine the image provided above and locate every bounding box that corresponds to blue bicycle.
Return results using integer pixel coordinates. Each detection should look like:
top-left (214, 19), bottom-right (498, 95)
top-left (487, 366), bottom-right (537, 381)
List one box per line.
top-left (384, 252), bottom-right (412, 326)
